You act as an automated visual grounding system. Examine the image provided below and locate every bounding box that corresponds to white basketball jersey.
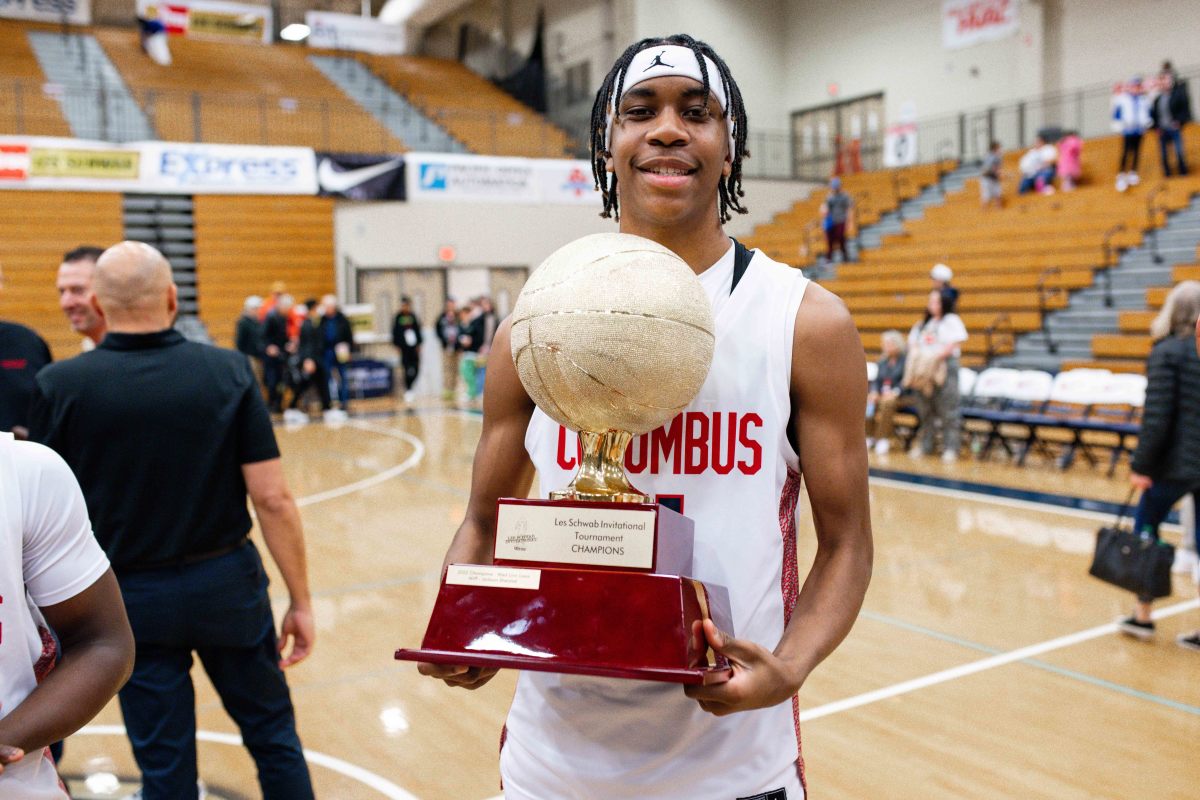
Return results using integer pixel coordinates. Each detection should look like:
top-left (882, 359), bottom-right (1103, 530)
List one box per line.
top-left (502, 244), bottom-right (810, 800)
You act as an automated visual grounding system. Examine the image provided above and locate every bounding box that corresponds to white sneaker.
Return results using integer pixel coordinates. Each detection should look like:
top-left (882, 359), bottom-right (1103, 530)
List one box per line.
top-left (1171, 546), bottom-right (1198, 575)
top-left (282, 408), bottom-right (308, 426)
top-left (942, 450), bottom-right (958, 464)
top-left (874, 439), bottom-right (891, 455)
top-left (1115, 174), bottom-right (1128, 192)
top-left (1127, 171), bottom-right (1140, 186)
top-left (909, 446), bottom-right (925, 458)
top-left (866, 437), bottom-right (875, 449)
top-left (323, 408), bottom-right (349, 424)
top-left (403, 390), bottom-right (415, 403)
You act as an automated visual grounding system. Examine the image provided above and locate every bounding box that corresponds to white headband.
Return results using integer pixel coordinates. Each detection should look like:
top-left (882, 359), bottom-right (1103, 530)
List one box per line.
top-left (604, 44), bottom-right (735, 156)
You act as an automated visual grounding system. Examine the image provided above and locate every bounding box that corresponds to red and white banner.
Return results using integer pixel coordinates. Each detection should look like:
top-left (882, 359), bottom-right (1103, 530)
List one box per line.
top-left (942, 0), bottom-right (1020, 51)
top-left (136, 0), bottom-right (272, 43)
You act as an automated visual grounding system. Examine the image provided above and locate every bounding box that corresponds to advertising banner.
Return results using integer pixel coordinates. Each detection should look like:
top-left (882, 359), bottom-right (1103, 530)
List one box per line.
top-left (405, 152), bottom-right (598, 206)
top-left (137, 0), bottom-right (271, 44)
top-left (316, 152), bottom-right (405, 200)
top-left (0, 136), bottom-right (316, 194)
top-left (942, 0), bottom-right (1020, 51)
top-left (883, 123), bottom-right (918, 167)
top-left (0, 0), bottom-right (90, 25)
top-left (306, 11), bottom-right (406, 55)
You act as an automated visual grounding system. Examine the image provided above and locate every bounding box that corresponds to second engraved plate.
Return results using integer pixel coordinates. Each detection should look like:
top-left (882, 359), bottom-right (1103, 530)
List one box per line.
top-left (495, 503), bottom-right (657, 569)
top-left (445, 564), bottom-right (542, 590)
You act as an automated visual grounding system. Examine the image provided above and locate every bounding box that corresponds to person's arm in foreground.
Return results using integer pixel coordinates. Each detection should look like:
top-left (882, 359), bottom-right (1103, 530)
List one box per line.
top-left (243, 458), bottom-right (315, 668)
top-left (418, 318), bottom-right (536, 689)
top-left (0, 569), bottom-right (134, 773)
top-left (686, 284), bottom-right (874, 715)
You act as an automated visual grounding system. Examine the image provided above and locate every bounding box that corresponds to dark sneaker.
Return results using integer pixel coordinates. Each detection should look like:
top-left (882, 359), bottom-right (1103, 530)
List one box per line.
top-left (1176, 632), bottom-right (1200, 652)
top-left (1117, 616), bottom-right (1155, 641)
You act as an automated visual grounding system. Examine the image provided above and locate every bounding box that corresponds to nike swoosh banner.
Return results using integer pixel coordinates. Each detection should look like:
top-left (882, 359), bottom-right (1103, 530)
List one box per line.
top-left (316, 152), bottom-right (406, 200)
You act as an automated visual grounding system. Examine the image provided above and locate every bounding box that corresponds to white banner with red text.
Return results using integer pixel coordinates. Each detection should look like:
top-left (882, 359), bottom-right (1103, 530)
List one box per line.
top-left (136, 0), bottom-right (272, 44)
top-left (942, 0), bottom-right (1020, 51)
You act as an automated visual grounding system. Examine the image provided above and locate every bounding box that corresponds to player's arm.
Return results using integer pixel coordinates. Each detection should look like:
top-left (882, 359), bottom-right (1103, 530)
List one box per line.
top-left (687, 284), bottom-right (873, 715)
top-left (0, 569), bottom-right (133, 766)
top-left (419, 318), bottom-right (536, 688)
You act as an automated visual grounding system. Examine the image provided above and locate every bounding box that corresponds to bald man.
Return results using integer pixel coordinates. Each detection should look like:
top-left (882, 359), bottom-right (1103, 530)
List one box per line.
top-left (28, 242), bottom-right (316, 799)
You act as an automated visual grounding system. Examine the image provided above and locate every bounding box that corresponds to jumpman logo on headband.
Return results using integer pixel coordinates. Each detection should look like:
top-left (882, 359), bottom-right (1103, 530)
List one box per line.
top-left (644, 50), bottom-right (674, 71)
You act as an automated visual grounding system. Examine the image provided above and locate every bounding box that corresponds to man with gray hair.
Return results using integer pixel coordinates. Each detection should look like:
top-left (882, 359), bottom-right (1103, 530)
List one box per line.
top-left (29, 242), bottom-right (316, 799)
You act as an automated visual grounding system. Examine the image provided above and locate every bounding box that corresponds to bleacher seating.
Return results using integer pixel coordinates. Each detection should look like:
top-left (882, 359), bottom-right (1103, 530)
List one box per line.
top-left (358, 54), bottom-right (575, 158)
top-left (0, 20), bottom-right (72, 137)
top-left (193, 195), bottom-right (335, 349)
top-left (90, 28), bottom-right (407, 153)
top-left (0, 191), bottom-right (124, 359)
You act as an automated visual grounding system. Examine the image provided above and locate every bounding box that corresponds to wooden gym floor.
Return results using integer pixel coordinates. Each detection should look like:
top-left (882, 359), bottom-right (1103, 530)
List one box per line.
top-left (58, 406), bottom-right (1200, 799)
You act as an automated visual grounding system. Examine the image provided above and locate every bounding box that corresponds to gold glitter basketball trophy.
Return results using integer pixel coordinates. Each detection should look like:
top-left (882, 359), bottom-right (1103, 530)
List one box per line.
top-left (396, 233), bottom-right (734, 683)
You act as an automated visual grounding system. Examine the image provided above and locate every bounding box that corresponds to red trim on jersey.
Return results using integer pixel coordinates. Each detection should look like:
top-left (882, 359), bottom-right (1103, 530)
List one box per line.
top-left (778, 466), bottom-right (807, 793)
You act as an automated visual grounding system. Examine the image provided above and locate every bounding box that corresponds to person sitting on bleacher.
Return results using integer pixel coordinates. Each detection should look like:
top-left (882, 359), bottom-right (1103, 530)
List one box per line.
top-left (1119, 280), bottom-right (1200, 651)
top-left (866, 330), bottom-right (908, 456)
top-left (904, 289), bottom-right (968, 463)
top-left (1017, 135), bottom-right (1057, 194)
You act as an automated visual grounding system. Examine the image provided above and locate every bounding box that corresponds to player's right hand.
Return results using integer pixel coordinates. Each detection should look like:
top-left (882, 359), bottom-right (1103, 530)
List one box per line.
top-left (417, 662), bottom-right (498, 690)
top-left (0, 745), bottom-right (24, 774)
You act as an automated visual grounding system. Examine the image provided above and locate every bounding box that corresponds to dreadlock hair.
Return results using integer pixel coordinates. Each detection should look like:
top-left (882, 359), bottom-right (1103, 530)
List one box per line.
top-left (589, 34), bottom-right (749, 224)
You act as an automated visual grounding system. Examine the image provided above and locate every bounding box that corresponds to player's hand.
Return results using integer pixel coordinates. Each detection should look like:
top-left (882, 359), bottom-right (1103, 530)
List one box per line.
top-left (303, 358), bottom-right (316, 376)
top-left (278, 603), bottom-right (315, 668)
top-left (683, 620), bottom-right (803, 716)
top-left (0, 745), bottom-right (23, 774)
top-left (1130, 473), bottom-right (1153, 491)
top-left (417, 662), bottom-right (498, 690)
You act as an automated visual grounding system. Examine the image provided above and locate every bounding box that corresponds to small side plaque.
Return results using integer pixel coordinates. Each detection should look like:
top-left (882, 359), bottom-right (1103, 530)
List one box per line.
top-left (445, 564), bottom-right (541, 590)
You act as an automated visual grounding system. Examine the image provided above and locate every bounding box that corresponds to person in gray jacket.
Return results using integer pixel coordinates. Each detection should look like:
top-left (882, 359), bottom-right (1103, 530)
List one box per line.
top-left (1119, 280), bottom-right (1200, 651)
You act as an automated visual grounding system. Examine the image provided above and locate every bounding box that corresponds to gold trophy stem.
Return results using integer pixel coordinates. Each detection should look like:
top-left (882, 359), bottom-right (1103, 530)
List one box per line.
top-left (551, 430), bottom-right (650, 503)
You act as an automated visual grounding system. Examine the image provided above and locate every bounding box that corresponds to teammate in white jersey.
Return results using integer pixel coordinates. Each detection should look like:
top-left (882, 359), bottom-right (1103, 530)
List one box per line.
top-left (420, 34), bottom-right (873, 799)
top-left (0, 434), bottom-right (133, 798)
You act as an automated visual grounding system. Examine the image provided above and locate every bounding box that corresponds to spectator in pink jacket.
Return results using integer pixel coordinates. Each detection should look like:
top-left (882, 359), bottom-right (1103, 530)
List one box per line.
top-left (1057, 131), bottom-right (1083, 191)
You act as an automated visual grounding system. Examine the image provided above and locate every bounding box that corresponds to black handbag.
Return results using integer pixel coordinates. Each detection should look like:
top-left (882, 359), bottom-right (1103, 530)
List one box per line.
top-left (1088, 491), bottom-right (1175, 599)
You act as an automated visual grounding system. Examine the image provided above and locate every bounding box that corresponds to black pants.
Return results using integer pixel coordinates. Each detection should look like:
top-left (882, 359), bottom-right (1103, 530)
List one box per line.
top-left (1119, 133), bottom-right (1143, 172)
top-left (116, 543), bottom-right (314, 800)
top-left (263, 356), bottom-right (285, 412)
top-left (290, 363), bottom-right (331, 411)
top-left (399, 347), bottom-right (420, 390)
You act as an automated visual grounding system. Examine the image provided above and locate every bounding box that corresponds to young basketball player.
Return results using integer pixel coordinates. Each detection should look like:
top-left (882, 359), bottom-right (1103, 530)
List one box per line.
top-left (419, 35), bottom-right (873, 798)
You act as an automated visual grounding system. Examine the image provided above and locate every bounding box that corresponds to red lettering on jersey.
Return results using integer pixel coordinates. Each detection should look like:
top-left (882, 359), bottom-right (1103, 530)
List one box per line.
top-left (711, 412), bottom-right (737, 475)
top-left (683, 412), bottom-right (709, 474)
top-left (625, 432), bottom-right (648, 474)
top-left (556, 426), bottom-right (579, 471)
top-left (737, 413), bottom-right (763, 475)
top-left (651, 414), bottom-right (683, 474)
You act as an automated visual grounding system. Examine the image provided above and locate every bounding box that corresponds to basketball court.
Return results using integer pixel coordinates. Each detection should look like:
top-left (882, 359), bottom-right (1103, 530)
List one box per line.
top-left (50, 406), bottom-right (1198, 799)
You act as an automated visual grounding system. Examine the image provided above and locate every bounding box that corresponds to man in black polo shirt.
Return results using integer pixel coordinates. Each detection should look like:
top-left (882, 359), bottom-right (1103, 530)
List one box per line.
top-left (29, 241), bottom-right (315, 800)
top-left (0, 263), bottom-right (53, 438)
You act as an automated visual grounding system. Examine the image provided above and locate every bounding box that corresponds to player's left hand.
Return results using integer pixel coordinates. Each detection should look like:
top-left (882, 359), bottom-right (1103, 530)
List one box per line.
top-left (683, 619), bottom-right (804, 716)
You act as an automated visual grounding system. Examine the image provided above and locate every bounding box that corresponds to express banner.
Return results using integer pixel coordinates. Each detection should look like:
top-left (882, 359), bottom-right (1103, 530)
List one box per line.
top-left (315, 152), bottom-right (405, 200)
top-left (0, 0), bottom-right (90, 24)
top-left (136, 0), bottom-right (271, 44)
top-left (0, 137), bottom-right (316, 194)
top-left (942, 0), bottom-right (1020, 51)
top-left (405, 152), bottom-right (598, 206)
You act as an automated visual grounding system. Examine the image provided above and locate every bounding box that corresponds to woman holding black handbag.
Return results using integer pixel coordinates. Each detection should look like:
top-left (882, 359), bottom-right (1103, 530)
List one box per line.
top-left (1119, 281), bottom-right (1200, 651)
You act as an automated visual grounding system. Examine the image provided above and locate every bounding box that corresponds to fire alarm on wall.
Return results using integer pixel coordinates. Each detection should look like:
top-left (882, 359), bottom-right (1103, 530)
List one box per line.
top-left (438, 245), bottom-right (457, 263)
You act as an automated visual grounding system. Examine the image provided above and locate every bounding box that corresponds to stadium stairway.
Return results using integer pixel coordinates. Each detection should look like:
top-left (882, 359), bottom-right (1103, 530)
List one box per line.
top-left (817, 163), bottom-right (976, 280)
top-left (308, 56), bottom-right (465, 153)
top-left (123, 195), bottom-right (199, 319)
top-left (26, 30), bottom-right (154, 141)
top-left (997, 194), bottom-right (1200, 371)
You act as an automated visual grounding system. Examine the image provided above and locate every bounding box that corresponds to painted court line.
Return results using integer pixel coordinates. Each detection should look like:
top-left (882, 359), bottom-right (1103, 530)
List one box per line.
top-left (290, 421), bottom-right (425, 508)
top-left (77, 726), bottom-right (420, 800)
top-left (801, 598), bottom-right (1200, 722)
